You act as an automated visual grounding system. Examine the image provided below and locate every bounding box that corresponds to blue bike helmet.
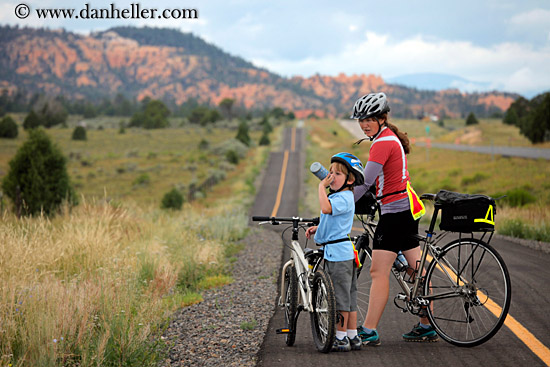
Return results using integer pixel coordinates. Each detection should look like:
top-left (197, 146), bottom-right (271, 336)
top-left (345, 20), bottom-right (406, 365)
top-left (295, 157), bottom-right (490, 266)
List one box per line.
top-left (331, 152), bottom-right (365, 186)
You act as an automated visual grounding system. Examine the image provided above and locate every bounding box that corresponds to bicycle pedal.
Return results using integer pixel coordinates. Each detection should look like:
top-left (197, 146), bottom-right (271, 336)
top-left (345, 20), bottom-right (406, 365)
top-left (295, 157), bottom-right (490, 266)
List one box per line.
top-left (276, 328), bottom-right (291, 334)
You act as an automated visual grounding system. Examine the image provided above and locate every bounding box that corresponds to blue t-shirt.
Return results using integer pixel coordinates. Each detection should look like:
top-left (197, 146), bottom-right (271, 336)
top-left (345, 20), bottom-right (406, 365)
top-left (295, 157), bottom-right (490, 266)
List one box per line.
top-left (314, 190), bottom-right (355, 262)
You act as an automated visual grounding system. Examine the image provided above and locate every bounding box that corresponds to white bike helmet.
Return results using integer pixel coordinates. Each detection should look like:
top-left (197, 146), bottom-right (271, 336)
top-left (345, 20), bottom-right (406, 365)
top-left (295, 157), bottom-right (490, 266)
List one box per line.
top-left (350, 92), bottom-right (390, 120)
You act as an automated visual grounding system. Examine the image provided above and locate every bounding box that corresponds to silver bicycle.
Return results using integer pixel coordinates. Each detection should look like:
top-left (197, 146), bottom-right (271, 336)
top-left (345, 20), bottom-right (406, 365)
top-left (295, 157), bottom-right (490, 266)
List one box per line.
top-left (252, 215), bottom-right (336, 353)
top-left (353, 191), bottom-right (511, 347)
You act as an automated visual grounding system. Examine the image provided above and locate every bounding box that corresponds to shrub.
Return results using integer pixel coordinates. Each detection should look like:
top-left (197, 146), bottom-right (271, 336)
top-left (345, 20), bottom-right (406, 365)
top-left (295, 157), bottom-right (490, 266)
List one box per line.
top-left (214, 139), bottom-right (248, 159)
top-left (2, 128), bottom-right (77, 216)
top-left (0, 115), bottom-right (18, 138)
top-left (133, 173), bottom-right (151, 186)
top-left (226, 150), bottom-right (239, 164)
top-left (161, 188), bottom-right (184, 210)
top-left (259, 132), bottom-right (270, 146)
top-left (72, 126), bottom-right (87, 141)
top-left (461, 172), bottom-right (488, 186)
top-left (198, 139), bottom-right (209, 150)
top-left (502, 188), bottom-right (536, 207)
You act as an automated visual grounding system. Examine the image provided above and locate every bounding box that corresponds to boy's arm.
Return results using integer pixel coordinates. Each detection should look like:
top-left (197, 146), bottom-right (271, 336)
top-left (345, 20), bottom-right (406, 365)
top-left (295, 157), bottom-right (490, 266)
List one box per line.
top-left (319, 175), bottom-right (332, 214)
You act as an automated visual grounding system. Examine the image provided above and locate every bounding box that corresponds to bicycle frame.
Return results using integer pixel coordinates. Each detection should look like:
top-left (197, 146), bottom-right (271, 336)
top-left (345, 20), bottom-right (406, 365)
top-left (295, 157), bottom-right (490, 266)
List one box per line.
top-left (360, 201), bottom-right (495, 314)
top-left (279, 238), bottom-right (318, 313)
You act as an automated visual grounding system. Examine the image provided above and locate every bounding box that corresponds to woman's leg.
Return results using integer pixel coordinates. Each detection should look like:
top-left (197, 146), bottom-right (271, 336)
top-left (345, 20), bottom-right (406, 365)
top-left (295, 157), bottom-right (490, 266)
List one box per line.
top-left (402, 246), bottom-right (430, 325)
top-left (363, 249), bottom-right (396, 329)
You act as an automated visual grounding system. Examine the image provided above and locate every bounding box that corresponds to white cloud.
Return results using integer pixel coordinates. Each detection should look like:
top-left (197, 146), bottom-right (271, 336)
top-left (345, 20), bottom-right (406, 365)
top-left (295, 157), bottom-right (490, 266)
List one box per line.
top-left (253, 31), bottom-right (550, 96)
top-left (510, 8), bottom-right (550, 26)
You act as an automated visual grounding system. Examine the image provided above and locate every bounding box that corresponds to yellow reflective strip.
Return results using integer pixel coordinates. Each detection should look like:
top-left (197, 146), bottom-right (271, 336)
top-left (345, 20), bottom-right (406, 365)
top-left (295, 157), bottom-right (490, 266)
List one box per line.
top-left (474, 205), bottom-right (494, 225)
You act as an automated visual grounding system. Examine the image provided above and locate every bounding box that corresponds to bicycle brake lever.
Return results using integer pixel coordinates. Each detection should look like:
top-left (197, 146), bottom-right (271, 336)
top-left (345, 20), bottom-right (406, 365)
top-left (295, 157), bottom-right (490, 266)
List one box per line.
top-left (259, 220), bottom-right (280, 225)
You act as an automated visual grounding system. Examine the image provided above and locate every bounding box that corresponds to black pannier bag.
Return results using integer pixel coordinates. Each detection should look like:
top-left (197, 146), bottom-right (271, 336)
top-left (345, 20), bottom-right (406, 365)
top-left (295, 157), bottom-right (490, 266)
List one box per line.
top-left (355, 185), bottom-right (378, 216)
top-left (435, 190), bottom-right (496, 232)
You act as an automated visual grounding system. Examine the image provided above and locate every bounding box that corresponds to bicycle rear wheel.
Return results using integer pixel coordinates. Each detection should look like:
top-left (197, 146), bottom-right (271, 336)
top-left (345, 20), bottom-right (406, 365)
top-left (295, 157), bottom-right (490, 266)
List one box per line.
top-left (355, 235), bottom-right (373, 326)
top-left (283, 264), bottom-right (298, 346)
top-left (424, 238), bottom-right (511, 347)
top-left (310, 268), bottom-right (336, 353)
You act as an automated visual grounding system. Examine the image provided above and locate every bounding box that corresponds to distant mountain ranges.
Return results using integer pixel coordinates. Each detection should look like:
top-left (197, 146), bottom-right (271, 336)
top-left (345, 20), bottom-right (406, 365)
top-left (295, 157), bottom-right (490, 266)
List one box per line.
top-left (0, 25), bottom-right (518, 119)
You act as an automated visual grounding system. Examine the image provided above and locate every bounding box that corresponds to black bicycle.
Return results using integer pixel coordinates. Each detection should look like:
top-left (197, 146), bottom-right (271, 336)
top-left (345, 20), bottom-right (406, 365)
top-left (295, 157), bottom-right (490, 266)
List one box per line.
top-left (353, 189), bottom-right (511, 347)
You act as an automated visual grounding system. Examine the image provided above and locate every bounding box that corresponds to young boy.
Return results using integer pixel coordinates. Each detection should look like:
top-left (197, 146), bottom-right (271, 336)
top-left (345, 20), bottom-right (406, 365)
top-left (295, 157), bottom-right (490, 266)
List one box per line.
top-left (305, 152), bottom-right (365, 352)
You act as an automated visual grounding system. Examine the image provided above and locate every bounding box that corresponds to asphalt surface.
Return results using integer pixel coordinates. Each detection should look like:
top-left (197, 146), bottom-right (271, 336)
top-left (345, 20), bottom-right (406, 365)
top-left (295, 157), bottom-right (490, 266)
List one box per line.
top-left (251, 126), bottom-right (550, 367)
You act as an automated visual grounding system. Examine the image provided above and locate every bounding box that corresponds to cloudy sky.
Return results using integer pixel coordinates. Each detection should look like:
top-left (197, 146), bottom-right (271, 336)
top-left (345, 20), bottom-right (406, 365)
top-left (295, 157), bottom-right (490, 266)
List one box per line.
top-left (2, 0), bottom-right (550, 97)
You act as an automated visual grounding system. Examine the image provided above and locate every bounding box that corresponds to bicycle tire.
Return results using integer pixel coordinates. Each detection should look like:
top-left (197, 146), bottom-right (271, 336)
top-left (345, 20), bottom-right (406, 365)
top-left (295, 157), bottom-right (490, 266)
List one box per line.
top-left (310, 268), bottom-right (336, 353)
top-left (424, 238), bottom-right (511, 347)
top-left (355, 236), bottom-right (373, 326)
top-left (283, 264), bottom-right (298, 346)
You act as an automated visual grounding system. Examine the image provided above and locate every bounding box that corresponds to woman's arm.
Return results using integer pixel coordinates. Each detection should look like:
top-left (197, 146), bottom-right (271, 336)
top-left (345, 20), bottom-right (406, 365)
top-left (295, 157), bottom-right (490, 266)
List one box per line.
top-left (354, 161), bottom-right (383, 202)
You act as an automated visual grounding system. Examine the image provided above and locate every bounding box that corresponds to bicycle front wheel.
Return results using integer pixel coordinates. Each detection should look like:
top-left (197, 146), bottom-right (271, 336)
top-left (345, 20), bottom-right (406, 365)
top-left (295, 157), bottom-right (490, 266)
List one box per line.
top-left (283, 264), bottom-right (298, 346)
top-left (310, 268), bottom-right (336, 353)
top-left (424, 238), bottom-right (511, 347)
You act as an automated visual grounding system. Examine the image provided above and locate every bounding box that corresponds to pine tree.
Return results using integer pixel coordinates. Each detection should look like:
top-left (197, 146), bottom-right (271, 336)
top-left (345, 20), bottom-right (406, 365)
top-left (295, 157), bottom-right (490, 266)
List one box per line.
top-left (23, 110), bottom-right (41, 130)
top-left (2, 129), bottom-right (77, 216)
top-left (72, 126), bottom-right (87, 141)
top-left (465, 112), bottom-right (479, 126)
top-left (0, 115), bottom-right (18, 138)
top-left (235, 120), bottom-right (251, 146)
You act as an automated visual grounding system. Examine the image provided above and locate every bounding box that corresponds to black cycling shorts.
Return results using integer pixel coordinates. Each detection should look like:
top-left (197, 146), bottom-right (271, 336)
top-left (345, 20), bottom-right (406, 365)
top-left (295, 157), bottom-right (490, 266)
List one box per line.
top-left (373, 210), bottom-right (420, 254)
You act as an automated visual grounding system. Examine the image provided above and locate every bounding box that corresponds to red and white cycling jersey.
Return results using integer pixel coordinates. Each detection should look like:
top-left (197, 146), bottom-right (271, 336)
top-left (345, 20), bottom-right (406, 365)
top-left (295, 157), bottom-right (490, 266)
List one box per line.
top-left (368, 127), bottom-right (409, 205)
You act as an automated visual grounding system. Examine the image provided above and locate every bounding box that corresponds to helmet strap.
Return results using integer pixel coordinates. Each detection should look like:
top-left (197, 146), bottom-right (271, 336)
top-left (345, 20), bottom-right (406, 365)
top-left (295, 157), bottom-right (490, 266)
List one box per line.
top-left (328, 173), bottom-right (352, 195)
top-left (369, 116), bottom-right (385, 141)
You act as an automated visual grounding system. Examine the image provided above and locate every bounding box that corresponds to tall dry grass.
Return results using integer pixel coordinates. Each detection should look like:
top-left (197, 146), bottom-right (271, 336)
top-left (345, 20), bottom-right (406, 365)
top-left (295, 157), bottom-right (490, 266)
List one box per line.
top-left (0, 196), bottom-right (249, 366)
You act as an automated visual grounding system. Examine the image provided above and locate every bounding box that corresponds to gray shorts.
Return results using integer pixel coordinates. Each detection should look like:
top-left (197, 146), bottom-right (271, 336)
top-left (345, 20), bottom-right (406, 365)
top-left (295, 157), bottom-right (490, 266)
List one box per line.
top-left (325, 260), bottom-right (357, 312)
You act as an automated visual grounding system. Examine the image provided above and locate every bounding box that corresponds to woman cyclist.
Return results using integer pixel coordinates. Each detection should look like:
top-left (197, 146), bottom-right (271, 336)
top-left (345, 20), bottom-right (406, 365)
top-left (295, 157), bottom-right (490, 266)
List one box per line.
top-left (350, 92), bottom-right (438, 346)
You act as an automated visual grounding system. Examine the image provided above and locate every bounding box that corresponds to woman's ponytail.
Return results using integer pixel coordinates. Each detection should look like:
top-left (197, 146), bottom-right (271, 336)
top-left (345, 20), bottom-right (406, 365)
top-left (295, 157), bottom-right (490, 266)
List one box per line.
top-left (384, 117), bottom-right (411, 154)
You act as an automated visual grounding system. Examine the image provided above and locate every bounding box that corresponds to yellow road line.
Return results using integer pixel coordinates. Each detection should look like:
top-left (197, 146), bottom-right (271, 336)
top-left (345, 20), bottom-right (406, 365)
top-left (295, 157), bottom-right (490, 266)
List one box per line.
top-left (291, 127), bottom-right (296, 152)
top-left (271, 150), bottom-right (289, 217)
top-left (427, 253), bottom-right (550, 365)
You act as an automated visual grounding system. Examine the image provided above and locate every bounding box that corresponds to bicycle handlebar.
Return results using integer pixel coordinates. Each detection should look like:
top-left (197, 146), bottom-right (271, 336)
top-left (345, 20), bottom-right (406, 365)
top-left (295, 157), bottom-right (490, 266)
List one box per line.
top-left (252, 216), bottom-right (320, 225)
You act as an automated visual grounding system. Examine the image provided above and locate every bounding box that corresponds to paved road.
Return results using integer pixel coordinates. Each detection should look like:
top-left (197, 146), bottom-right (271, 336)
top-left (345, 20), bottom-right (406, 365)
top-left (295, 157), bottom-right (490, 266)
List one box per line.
top-left (339, 120), bottom-right (550, 160)
top-left (251, 126), bottom-right (550, 367)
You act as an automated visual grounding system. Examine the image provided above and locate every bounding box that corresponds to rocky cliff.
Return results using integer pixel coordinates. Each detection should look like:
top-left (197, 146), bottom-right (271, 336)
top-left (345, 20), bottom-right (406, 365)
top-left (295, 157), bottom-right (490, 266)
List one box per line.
top-left (0, 25), bottom-right (517, 118)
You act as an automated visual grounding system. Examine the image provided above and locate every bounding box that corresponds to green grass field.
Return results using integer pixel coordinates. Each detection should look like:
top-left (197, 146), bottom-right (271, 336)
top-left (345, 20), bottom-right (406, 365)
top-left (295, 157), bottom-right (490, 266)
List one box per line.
top-left (0, 117), bottom-right (279, 367)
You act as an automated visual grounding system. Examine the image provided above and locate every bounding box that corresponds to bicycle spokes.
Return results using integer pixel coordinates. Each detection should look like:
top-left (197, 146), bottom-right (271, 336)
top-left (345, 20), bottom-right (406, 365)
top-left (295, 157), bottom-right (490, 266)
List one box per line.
top-left (425, 239), bottom-right (511, 347)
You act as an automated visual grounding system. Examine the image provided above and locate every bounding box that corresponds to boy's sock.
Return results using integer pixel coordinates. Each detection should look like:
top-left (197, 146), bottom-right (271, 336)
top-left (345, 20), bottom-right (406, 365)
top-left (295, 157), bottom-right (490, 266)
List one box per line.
top-left (419, 322), bottom-right (431, 329)
top-left (347, 329), bottom-right (358, 339)
top-left (336, 330), bottom-right (347, 340)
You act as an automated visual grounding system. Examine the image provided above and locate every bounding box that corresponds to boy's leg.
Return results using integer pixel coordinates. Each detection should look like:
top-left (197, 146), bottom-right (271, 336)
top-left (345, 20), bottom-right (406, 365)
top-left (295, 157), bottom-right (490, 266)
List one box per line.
top-left (338, 311), bottom-right (349, 333)
top-left (347, 311), bottom-right (357, 331)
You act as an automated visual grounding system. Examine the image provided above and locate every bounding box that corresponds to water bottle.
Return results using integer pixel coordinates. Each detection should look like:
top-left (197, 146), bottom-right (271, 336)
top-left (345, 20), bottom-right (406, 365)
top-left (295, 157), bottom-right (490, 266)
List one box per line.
top-left (310, 162), bottom-right (329, 181)
top-left (394, 251), bottom-right (408, 271)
